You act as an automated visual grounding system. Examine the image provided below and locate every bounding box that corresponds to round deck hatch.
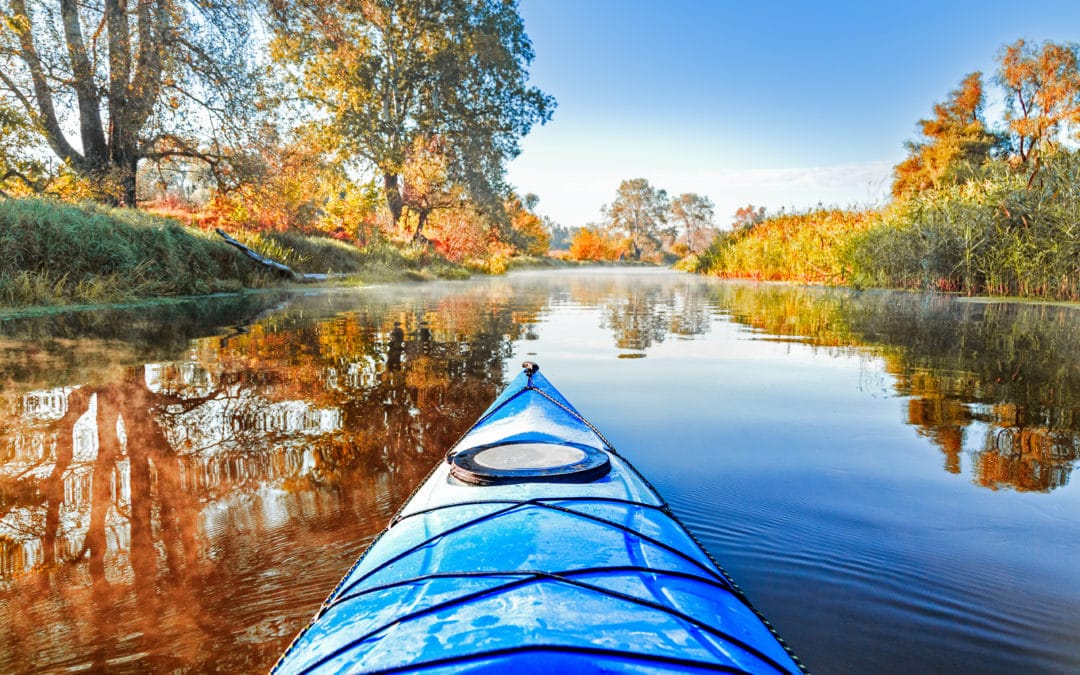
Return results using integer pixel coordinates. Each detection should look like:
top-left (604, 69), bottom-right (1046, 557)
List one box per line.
top-left (451, 442), bottom-right (610, 485)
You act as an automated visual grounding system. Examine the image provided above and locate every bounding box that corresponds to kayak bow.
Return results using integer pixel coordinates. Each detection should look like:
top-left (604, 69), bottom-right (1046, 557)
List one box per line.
top-left (274, 363), bottom-right (804, 674)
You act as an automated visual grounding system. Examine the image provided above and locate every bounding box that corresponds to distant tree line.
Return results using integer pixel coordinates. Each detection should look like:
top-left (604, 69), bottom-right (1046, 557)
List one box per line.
top-left (567, 178), bottom-right (717, 262)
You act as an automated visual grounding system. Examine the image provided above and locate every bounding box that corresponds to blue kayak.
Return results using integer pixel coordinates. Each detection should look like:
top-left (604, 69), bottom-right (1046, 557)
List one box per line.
top-left (274, 363), bottom-right (804, 674)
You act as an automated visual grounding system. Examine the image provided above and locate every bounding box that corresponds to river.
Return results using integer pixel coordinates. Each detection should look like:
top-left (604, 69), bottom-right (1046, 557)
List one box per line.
top-left (1, 268), bottom-right (1078, 673)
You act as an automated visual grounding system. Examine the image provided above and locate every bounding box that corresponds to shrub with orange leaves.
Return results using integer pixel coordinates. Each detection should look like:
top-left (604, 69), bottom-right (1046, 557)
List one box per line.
top-left (568, 226), bottom-right (627, 261)
top-left (427, 207), bottom-right (493, 261)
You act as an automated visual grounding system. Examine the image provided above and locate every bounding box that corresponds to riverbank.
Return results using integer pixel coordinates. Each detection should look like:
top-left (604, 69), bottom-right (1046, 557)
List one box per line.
top-left (0, 198), bottom-right (475, 310)
top-left (684, 151), bottom-right (1080, 302)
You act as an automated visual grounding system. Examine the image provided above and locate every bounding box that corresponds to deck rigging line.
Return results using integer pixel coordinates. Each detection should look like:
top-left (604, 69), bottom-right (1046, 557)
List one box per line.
top-left (370, 644), bottom-right (760, 674)
top-left (301, 567), bottom-right (796, 675)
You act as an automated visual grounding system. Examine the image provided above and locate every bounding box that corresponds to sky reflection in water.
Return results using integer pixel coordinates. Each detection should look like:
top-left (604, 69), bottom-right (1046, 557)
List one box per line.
top-left (1, 269), bottom-right (1078, 673)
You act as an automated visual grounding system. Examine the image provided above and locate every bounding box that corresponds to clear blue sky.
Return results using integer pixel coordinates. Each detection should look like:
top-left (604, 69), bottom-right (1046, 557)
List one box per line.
top-left (506, 0), bottom-right (1080, 228)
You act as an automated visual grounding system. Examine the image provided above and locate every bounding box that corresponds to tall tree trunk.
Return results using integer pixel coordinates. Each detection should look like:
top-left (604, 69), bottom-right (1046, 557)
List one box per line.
top-left (59, 0), bottom-right (109, 165)
top-left (412, 209), bottom-right (430, 242)
top-left (5, 0), bottom-right (173, 205)
top-left (114, 152), bottom-right (139, 206)
top-left (384, 173), bottom-right (403, 225)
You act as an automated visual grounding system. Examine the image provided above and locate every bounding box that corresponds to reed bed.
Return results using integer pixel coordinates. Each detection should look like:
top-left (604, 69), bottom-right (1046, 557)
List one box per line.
top-left (691, 151), bottom-right (1080, 302)
top-left (685, 209), bottom-right (874, 284)
top-left (850, 153), bottom-right (1080, 300)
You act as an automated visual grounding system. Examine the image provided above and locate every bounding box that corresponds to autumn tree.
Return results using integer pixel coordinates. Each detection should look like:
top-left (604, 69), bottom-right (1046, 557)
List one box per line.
top-left (669, 192), bottom-right (715, 253)
top-left (892, 72), bottom-right (1001, 198)
top-left (996, 40), bottom-right (1080, 171)
top-left (731, 204), bottom-right (766, 230)
top-left (0, 102), bottom-right (46, 196)
top-left (271, 0), bottom-right (554, 230)
top-left (400, 135), bottom-right (464, 241)
top-left (568, 225), bottom-right (624, 261)
top-left (202, 127), bottom-right (366, 234)
top-left (605, 178), bottom-right (671, 259)
top-left (503, 192), bottom-right (549, 256)
top-left (0, 0), bottom-right (265, 206)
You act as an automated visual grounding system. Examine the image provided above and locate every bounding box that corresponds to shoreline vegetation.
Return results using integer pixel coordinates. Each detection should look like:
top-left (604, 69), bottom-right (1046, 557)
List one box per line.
top-left (680, 40), bottom-right (1080, 303)
top-left (0, 198), bottom-right (592, 314)
top-left (680, 150), bottom-right (1080, 301)
top-left (0, 198), bottom-right (477, 310)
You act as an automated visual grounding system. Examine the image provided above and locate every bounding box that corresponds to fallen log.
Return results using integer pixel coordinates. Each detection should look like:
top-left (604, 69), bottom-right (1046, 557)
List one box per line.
top-left (216, 229), bottom-right (297, 279)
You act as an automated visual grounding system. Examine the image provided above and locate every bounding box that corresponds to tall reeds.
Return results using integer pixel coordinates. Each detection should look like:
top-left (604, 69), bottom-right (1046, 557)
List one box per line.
top-left (849, 152), bottom-right (1080, 299)
top-left (692, 151), bottom-right (1080, 302)
top-left (687, 209), bottom-right (873, 283)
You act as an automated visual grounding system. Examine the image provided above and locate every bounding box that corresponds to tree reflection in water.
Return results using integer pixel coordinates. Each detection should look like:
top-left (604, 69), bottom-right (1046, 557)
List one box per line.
top-left (565, 272), bottom-right (714, 351)
top-left (714, 283), bottom-right (1080, 492)
top-left (0, 288), bottom-right (532, 671)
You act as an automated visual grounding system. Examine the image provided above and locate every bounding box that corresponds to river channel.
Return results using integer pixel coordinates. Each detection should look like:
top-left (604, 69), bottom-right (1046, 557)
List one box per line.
top-left (1, 268), bottom-right (1078, 673)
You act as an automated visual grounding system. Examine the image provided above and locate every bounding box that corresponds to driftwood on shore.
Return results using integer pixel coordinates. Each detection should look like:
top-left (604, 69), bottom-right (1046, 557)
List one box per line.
top-left (216, 229), bottom-right (297, 279)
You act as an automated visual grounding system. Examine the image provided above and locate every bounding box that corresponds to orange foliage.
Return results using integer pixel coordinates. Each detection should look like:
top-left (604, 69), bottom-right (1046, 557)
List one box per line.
top-left (427, 208), bottom-right (493, 261)
top-left (568, 227), bottom-right (626, 261)
top-left (998, 39), bottom-right (1080, 164)
top-left (892, 72), bottom-right (997, 198)
top-left (505, 195), bottom-right (550, 256)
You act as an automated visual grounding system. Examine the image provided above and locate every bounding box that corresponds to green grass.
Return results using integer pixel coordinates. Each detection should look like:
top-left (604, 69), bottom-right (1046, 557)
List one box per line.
top-left (232, 230), bottom-right (368, 274)
top-left (0, 199), bottom-right (479, 309)
top-left (351, 239), bottom-right (470, 281)
top-left (0, 199), bottom-right (266, 307)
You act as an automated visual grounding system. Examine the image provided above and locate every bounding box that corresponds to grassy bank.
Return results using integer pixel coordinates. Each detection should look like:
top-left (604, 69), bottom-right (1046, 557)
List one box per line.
top-left (680, 209), bottom-right (874, 284)
top-left (0, 199), bottom-right (471, 309)
top-left (686, 151), bottom-right (1080, 302)
top-left (0, 199), bottom-right (267, 306)
top-left (233, 230), bottom-right (470, 281)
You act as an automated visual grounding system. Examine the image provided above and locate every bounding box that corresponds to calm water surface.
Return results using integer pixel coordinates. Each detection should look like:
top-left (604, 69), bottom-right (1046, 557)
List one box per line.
top-left (1, 269), bottom-right (1078, 673)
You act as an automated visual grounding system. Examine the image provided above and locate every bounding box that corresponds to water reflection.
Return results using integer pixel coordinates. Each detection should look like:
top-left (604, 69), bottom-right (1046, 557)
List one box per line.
top-left (565, 275), bottom-right (713, 350)
top-left (0, 273), bottom-right (1078, 672)
top-left (712, 284), bottom-right (1080, 492)
top-left (0, 287), bottom-right (535, 670)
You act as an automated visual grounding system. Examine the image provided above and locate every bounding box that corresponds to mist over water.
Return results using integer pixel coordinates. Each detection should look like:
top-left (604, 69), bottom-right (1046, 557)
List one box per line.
top-left (2, 269), bottom-right (1078, 673)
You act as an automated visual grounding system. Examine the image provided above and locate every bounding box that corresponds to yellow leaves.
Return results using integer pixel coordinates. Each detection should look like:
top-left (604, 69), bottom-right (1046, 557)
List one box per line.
top-left (3, 13), bottom-right (31, 36)
top-left (701, 208), bottom-right (875, 283)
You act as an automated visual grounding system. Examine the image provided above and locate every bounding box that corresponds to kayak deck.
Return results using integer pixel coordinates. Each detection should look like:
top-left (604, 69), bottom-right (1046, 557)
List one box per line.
top-left (275, 366), bottom-right (803, 674)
